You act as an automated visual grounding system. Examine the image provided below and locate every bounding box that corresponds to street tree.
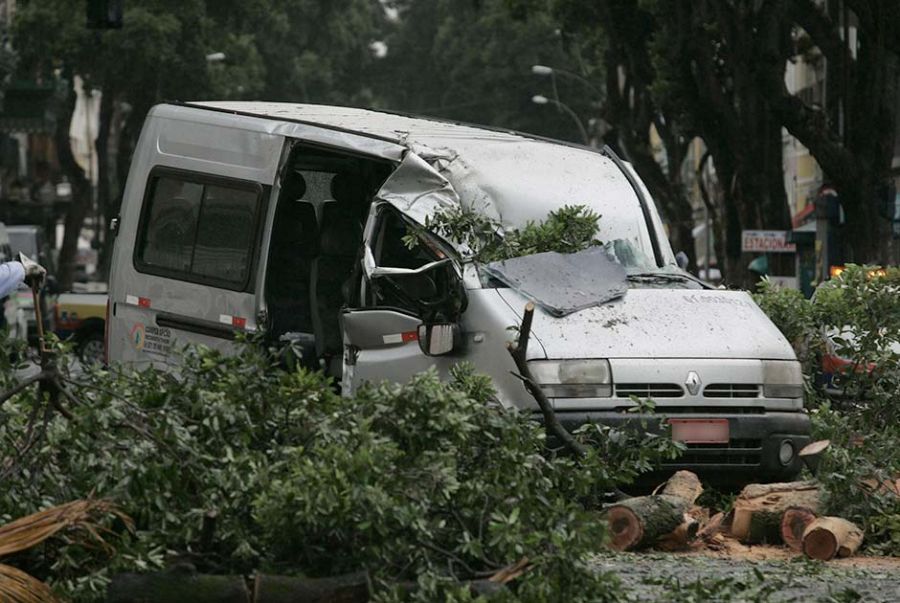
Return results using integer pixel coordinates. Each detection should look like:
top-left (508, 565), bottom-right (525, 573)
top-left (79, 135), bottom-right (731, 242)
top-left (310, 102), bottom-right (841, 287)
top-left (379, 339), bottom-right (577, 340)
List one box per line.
top-left (13, 0), bottom-right (229, 288)
top-left (759, 0), bottom-right (900, 264)
top-left (12, 0), bottom-right (387, 289)
top-left (552, 0), bottom-right (700, 271)
top-left (379, 0), bottom-right (595, 143)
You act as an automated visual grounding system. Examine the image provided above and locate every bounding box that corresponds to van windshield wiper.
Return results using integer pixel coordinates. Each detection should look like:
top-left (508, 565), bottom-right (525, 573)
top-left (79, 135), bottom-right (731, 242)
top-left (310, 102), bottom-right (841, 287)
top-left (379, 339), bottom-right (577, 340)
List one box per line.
top-left (627, 272), bottom-right (708, 288)
top-left (627, 272), bottom-right (690, 281)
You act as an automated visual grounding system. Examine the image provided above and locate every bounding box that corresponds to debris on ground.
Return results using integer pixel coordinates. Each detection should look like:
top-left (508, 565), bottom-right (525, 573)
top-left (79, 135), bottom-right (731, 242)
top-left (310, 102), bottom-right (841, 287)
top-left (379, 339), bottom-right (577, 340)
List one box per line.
top-left (603, 467), bottom-right (875, 563)
top-left (0, 499), bottom-right (129, 602)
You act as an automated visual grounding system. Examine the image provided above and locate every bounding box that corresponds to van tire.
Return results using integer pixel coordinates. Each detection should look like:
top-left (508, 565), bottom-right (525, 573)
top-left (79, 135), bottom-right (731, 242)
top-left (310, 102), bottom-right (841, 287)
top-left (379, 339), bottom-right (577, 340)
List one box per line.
top-left (78, 329), bottom-right (106, 365)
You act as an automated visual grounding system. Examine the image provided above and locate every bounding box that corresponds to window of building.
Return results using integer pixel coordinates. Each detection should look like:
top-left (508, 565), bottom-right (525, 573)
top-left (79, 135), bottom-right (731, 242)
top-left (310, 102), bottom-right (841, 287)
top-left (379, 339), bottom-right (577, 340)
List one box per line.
top-left (135, 171), bottom-right (262, 290)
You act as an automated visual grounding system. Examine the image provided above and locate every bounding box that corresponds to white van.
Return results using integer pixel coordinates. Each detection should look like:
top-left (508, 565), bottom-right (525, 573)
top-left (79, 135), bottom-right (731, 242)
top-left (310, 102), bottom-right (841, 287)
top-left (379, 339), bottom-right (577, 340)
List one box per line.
top-left (108, 102), bottom-right (809, 482)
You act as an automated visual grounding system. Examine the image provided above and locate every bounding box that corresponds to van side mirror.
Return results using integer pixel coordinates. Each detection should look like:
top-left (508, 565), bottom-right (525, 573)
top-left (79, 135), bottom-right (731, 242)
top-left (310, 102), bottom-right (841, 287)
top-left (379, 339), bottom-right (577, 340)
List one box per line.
top-left (417, 323), bottom-right (458, 356)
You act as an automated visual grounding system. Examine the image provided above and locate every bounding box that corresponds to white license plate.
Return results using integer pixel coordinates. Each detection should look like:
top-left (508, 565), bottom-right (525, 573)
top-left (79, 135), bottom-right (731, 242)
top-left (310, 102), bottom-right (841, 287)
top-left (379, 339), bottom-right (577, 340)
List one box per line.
top-left (669, 419), bottom-right (730, 444)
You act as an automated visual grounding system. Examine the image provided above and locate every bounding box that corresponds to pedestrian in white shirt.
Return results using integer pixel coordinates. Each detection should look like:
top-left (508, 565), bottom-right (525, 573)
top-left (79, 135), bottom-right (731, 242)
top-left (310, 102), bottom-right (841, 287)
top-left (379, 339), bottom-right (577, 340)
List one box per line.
top-left (0, 253), bottom-right (47, 298)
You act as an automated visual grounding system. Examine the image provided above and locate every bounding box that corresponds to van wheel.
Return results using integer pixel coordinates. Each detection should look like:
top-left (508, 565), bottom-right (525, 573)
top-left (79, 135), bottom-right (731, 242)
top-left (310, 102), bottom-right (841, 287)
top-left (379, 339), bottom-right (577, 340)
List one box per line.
top-left (78, 331), bottom-right (105, 365)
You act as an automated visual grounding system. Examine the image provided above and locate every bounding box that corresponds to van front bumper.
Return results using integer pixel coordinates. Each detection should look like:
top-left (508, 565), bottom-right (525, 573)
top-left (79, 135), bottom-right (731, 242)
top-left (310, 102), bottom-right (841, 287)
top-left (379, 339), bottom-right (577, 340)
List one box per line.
top-left (552, 410), bottom-right (811, 484)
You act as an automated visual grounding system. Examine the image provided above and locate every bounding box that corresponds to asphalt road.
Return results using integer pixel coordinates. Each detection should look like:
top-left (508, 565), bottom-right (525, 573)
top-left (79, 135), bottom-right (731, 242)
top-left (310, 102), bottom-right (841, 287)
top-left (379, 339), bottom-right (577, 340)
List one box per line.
top-left (594, 552), bottom-right (900, 602)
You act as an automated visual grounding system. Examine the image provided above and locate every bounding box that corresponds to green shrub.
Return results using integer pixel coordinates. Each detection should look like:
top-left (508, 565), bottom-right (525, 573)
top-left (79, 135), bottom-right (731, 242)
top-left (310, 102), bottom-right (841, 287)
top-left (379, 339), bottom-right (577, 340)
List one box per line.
top-left (0, 337), bottom-right (678, 600)
top-left (755, 265), bottom-right (900, 554)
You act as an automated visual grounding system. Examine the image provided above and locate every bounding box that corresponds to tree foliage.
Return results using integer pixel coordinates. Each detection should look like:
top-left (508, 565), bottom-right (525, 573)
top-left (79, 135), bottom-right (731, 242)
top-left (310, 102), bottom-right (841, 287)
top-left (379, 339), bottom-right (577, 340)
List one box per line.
top-left (379, 0), bottom-right (595, 142)
top-left (755, 266), bottom-right (900, 555)
top-left (0, 337), bottom-right (680, 600)
top-left (11, 0), bottom-right (388, 287)
top-left (410, 204), bottom-right (602, 263)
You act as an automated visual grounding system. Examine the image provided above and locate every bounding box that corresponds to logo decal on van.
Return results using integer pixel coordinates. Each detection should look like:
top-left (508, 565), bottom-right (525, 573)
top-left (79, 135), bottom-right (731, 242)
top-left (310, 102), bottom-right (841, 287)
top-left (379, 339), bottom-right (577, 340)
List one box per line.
top-left (130, 323), bottom-right (146, 350)
top-left (685, 371), bottom-right (702, 395)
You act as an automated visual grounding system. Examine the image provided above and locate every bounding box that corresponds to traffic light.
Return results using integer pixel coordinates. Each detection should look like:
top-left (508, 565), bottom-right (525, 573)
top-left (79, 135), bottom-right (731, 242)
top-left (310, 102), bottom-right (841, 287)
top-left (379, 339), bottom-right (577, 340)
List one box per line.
top-left (86, 0), bottom-right (124, 29)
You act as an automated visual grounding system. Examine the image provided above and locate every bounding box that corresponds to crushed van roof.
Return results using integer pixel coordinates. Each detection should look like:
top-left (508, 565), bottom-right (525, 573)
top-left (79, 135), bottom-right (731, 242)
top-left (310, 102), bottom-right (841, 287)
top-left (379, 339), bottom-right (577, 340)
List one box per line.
top-left (177, 101), bottom-right (674, 267)
top-left (189, 101), bottom-right (543, 147)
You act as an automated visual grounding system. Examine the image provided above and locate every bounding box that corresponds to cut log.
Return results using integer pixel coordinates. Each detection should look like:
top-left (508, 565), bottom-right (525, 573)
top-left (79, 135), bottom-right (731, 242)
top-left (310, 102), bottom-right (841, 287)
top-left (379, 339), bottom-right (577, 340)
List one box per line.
top-left (802, 517), bottom-right (864, 560)
top-left (799, 440), bottom-right (830, 457)
top-left (253, 572), bottom-right (369, 603)
top-left (798, 440), bottom-right (830, 474)
top-left (106, 570), bottom-right (250, 603)
top-left (656, 512), bottom-right (701, 551)
top-left (730, 480), bottom-right (820, 544)
top-left (860, 477), bottom-right (900, 497)
top-left (780, 507), bottom-right (818, 552)
top-left (697, 511), bottom-right (727, 544)
top-left (606, 494), bottom-right (691, 551)
top-left (660, 470), bottom-right (703, 504)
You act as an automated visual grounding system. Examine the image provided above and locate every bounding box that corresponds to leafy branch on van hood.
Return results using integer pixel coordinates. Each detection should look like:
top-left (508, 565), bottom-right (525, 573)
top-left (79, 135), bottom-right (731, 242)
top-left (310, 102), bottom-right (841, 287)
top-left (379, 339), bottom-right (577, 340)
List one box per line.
top-left (405, 204), bottom-right (602, 263)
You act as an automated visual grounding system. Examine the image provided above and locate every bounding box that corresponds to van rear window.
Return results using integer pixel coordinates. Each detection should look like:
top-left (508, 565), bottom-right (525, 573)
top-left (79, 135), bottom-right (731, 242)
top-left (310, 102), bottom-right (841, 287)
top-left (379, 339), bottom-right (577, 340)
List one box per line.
top-left (135, 172), bottom-right (262, 290)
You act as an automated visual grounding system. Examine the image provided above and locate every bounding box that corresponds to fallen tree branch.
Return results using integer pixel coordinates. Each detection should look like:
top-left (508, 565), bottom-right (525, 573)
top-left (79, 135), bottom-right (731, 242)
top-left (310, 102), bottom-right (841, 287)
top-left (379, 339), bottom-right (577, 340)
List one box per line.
top-left (506, 302), bottom-right (588, 458)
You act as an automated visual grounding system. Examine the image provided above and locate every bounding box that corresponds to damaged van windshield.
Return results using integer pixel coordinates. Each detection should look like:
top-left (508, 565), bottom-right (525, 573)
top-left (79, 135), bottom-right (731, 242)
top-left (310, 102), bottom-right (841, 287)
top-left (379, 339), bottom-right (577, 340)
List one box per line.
top-left (480, 238), bottom-right (703, 316)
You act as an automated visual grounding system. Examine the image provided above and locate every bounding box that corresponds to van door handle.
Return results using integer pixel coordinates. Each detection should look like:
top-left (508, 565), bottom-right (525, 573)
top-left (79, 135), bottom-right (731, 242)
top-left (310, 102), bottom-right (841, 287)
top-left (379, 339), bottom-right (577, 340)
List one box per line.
top-left (155, 312), bottom-right (236, 340)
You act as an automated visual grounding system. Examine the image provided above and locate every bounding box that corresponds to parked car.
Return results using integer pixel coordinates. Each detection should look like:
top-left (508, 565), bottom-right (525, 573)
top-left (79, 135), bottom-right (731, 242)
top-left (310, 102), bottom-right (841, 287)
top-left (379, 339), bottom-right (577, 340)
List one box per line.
top-left (107, 102), bottom-right (810, 483)
top-left (820, 329), bottom-right (900, 397)
top-left (53, 284), bottom-right (108, 364)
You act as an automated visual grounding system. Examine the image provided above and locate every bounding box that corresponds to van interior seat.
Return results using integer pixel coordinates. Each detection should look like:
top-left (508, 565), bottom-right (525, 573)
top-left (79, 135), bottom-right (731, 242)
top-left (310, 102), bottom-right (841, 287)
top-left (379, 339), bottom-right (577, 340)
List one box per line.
top-left (313, 174), bottom-right (368, 359)
top-left (267, 173), bottom-right (319, 338)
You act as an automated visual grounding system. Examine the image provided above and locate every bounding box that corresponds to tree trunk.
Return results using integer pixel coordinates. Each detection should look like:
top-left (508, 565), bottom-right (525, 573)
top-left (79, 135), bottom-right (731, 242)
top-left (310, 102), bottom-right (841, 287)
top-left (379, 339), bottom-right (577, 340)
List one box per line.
top-left (802, 517), bottom-right (863, 560)
top-left (730, 480), bottom-right (820, 544)
top-left (54, 76), bottom-right (91, 292)
top-left (252, 572), bottom-right (369, 603)
top-left (107, 571), bottom-right (250, 603)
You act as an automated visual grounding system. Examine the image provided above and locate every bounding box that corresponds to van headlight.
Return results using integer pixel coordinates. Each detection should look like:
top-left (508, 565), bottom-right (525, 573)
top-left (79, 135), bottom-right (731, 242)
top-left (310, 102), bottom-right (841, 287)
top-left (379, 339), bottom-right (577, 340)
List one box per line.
top-left (527, 359), bottom-right (612, 397)
top-left (763, 360), bottom-right (803, 398)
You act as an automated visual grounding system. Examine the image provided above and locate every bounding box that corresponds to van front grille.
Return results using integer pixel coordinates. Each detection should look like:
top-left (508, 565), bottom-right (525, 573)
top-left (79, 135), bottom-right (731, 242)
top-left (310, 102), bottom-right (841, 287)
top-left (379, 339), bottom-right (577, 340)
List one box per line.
top-left (662, 452), bottom-right (761, 466)
top-left (661, 440), bottom-right (763, 467)
top-left (614, 405), bottom-right (766, 415)
top-left (615, 383), bottom-right (684, 398)
top-left (704, 383), bottom-right (760, 398)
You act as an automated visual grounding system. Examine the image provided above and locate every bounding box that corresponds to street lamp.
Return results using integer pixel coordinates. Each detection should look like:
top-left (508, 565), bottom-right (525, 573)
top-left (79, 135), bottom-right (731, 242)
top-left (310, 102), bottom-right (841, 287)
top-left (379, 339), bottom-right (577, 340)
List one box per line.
top-left (531, 64), bottom-right (603, 99)
top-left (532, 95), bottom-right (590, 146)
top-left (205, 52), bottom-right (226, 63)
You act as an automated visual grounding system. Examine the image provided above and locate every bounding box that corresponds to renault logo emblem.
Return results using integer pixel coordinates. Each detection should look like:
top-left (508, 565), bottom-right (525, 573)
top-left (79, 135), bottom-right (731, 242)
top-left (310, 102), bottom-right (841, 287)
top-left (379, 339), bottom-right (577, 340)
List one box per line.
top-left (685, 371), bottom-right (702, 395)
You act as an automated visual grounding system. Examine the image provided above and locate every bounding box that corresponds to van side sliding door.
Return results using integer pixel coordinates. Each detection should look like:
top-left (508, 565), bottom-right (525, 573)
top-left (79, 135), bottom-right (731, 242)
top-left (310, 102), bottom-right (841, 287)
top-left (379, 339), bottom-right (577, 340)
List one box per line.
top-left (113, 167), bottom-right (270, 366)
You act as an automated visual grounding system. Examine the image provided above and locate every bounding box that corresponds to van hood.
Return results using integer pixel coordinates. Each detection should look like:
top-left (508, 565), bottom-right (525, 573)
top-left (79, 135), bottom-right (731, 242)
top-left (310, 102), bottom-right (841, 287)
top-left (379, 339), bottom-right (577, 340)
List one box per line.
top-left (497, 287), bottom-right (796, 360)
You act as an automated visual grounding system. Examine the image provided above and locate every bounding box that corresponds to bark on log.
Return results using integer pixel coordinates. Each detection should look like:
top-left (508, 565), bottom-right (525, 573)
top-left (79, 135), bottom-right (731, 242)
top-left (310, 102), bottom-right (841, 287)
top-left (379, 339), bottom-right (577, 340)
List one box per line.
top-left (606, 471), bottom-right (704, 551)
top-left (730, 480), bottom-right (820, 544)
top-left (802, 517), bottom-right (864, 560)
top-left (106, 570), bottom-right (250, 603)
top-left (780, 506), bottom-right (818, 552)
top-left (253, 572), bottom-right (369, 603)
top-left (108, 571), bottom-right (506, 602)
top-left (606, 494), bottom-right (691, 551)
top-left (656, 512), bottom-right (701, 551)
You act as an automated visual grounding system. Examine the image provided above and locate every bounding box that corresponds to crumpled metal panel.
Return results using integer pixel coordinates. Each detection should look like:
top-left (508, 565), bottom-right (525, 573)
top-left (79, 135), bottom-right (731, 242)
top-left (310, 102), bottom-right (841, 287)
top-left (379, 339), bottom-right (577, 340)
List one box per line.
top-left (483, 247), bottom-right (627, 317)
top-left (373, 150), bottom-right (461, 226)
